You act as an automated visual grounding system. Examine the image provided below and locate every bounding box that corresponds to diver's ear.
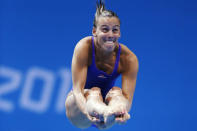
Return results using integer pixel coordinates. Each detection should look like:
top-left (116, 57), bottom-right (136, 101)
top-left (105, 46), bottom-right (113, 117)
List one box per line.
top-left (92, 27), bottom-right (97, 37)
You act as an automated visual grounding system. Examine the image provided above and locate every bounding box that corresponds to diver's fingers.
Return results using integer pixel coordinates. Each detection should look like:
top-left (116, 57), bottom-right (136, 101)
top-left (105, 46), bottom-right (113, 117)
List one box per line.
top-left (92, 117), bottom-right (101, 123)
top-left (114, 111), bottom-right (130, 125)
top-left (125, 112), bottom-right (130, 120)
top-left (104, 112), bottom-right (115, 124)
top-left (115, 117), bottom-right (126, 125)
top-left (86, 112), bottom-right (100, 123)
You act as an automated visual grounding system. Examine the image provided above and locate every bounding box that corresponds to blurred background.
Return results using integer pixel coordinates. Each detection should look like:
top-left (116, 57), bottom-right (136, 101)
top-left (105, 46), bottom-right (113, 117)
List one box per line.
top-left (0, 0), bottom-right (197, 131)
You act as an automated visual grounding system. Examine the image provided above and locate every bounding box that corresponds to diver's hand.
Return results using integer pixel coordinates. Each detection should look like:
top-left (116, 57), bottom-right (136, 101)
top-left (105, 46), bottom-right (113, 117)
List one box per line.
top-left (108, 102), bottom-right (130, 125)
top-left (85, 92), bottom-right (107, 123)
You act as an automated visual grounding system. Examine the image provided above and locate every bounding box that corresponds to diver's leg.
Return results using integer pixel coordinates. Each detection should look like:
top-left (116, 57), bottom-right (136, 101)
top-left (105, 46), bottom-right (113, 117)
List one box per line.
top-left (85, 87), bottom-right (107, 122)
top-left (86, 87), bottom-right (115, 129)
top-left (105, 87), bottom-right (130, 125)
top-left (65, 90), bottom-right (91, 129)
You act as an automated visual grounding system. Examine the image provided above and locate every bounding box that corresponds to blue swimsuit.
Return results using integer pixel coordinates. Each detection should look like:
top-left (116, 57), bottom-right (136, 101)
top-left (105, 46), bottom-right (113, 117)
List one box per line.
top-left (84, 37), bottom-right (121, 99)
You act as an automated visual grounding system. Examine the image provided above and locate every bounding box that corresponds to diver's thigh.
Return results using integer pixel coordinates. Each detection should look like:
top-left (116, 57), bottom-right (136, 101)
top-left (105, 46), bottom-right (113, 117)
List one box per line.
top-left (65, 90), bottom-right (92, 129)
top-left (105, 86), bottom-right (122, 103)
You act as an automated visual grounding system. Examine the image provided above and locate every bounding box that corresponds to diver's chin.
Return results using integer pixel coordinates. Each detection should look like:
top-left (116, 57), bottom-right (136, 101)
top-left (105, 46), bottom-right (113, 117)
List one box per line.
top-left (103, 45), bottom-right (115, 52)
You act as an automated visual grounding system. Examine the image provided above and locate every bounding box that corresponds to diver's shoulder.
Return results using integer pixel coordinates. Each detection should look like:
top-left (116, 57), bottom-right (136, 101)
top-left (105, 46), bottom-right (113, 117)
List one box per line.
top-left (119, 43), bottom-right (138, 63)
top-left (78, 36), bottom-right (92, 45)
top-left (119, 43), bottom-right (136, 56)
top-left (74, 36), bottom-right (92, 51)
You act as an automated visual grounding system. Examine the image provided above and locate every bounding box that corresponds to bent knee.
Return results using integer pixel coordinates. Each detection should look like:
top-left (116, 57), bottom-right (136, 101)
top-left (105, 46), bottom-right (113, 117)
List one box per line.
top-left (86, 87), bottom-right (103, 100)
top-left (88, 87), bottom-right (102, 94)
top-left (108, 86), bottom-right (122, 94)
top-left (105, 87), bottom-right (122, 102)
top-left (91, 87), bottom-right (101, 91)
top-left (111, 86), bottom-right (121, 91)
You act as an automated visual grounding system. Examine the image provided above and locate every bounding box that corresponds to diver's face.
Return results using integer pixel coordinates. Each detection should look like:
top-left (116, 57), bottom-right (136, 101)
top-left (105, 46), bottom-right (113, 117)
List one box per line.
top-left (93, 16), bottom-right (121, 52)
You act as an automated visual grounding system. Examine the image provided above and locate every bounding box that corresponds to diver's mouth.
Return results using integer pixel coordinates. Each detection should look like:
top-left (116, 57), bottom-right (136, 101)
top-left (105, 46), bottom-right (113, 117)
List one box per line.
top-left (104, 41), bottom-right (115, 49)
top-left (103, 37), bottom-right (116, 43)
top-left (105, 41), bottom-right (114, 44)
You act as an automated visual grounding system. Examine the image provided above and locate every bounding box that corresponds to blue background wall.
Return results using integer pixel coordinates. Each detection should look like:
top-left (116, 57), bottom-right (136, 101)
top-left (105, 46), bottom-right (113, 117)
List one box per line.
top-left (1, 0), bottom-right (197, 131)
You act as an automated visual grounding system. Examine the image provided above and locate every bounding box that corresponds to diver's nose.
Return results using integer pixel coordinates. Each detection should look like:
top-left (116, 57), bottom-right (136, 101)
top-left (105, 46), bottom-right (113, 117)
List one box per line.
top-left (106, 30), bottom-right (114, 40)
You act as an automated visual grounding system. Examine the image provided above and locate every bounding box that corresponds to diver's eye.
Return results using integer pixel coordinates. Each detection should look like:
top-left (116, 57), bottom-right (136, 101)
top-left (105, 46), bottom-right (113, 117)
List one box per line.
top-left (113, 28), bottom-right (119, 33)
top-left (102, 28), bottom-right (109, 33)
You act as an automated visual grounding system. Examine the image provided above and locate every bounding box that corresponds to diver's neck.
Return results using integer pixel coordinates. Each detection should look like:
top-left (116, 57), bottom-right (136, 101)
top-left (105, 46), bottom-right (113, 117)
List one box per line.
top-left (94, 41), bottom-right (117, 60)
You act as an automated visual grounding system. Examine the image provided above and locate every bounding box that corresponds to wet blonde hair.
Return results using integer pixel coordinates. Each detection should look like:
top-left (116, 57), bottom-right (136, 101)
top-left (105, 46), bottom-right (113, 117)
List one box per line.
top-left (93, 0), bottom-right (120, 28)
